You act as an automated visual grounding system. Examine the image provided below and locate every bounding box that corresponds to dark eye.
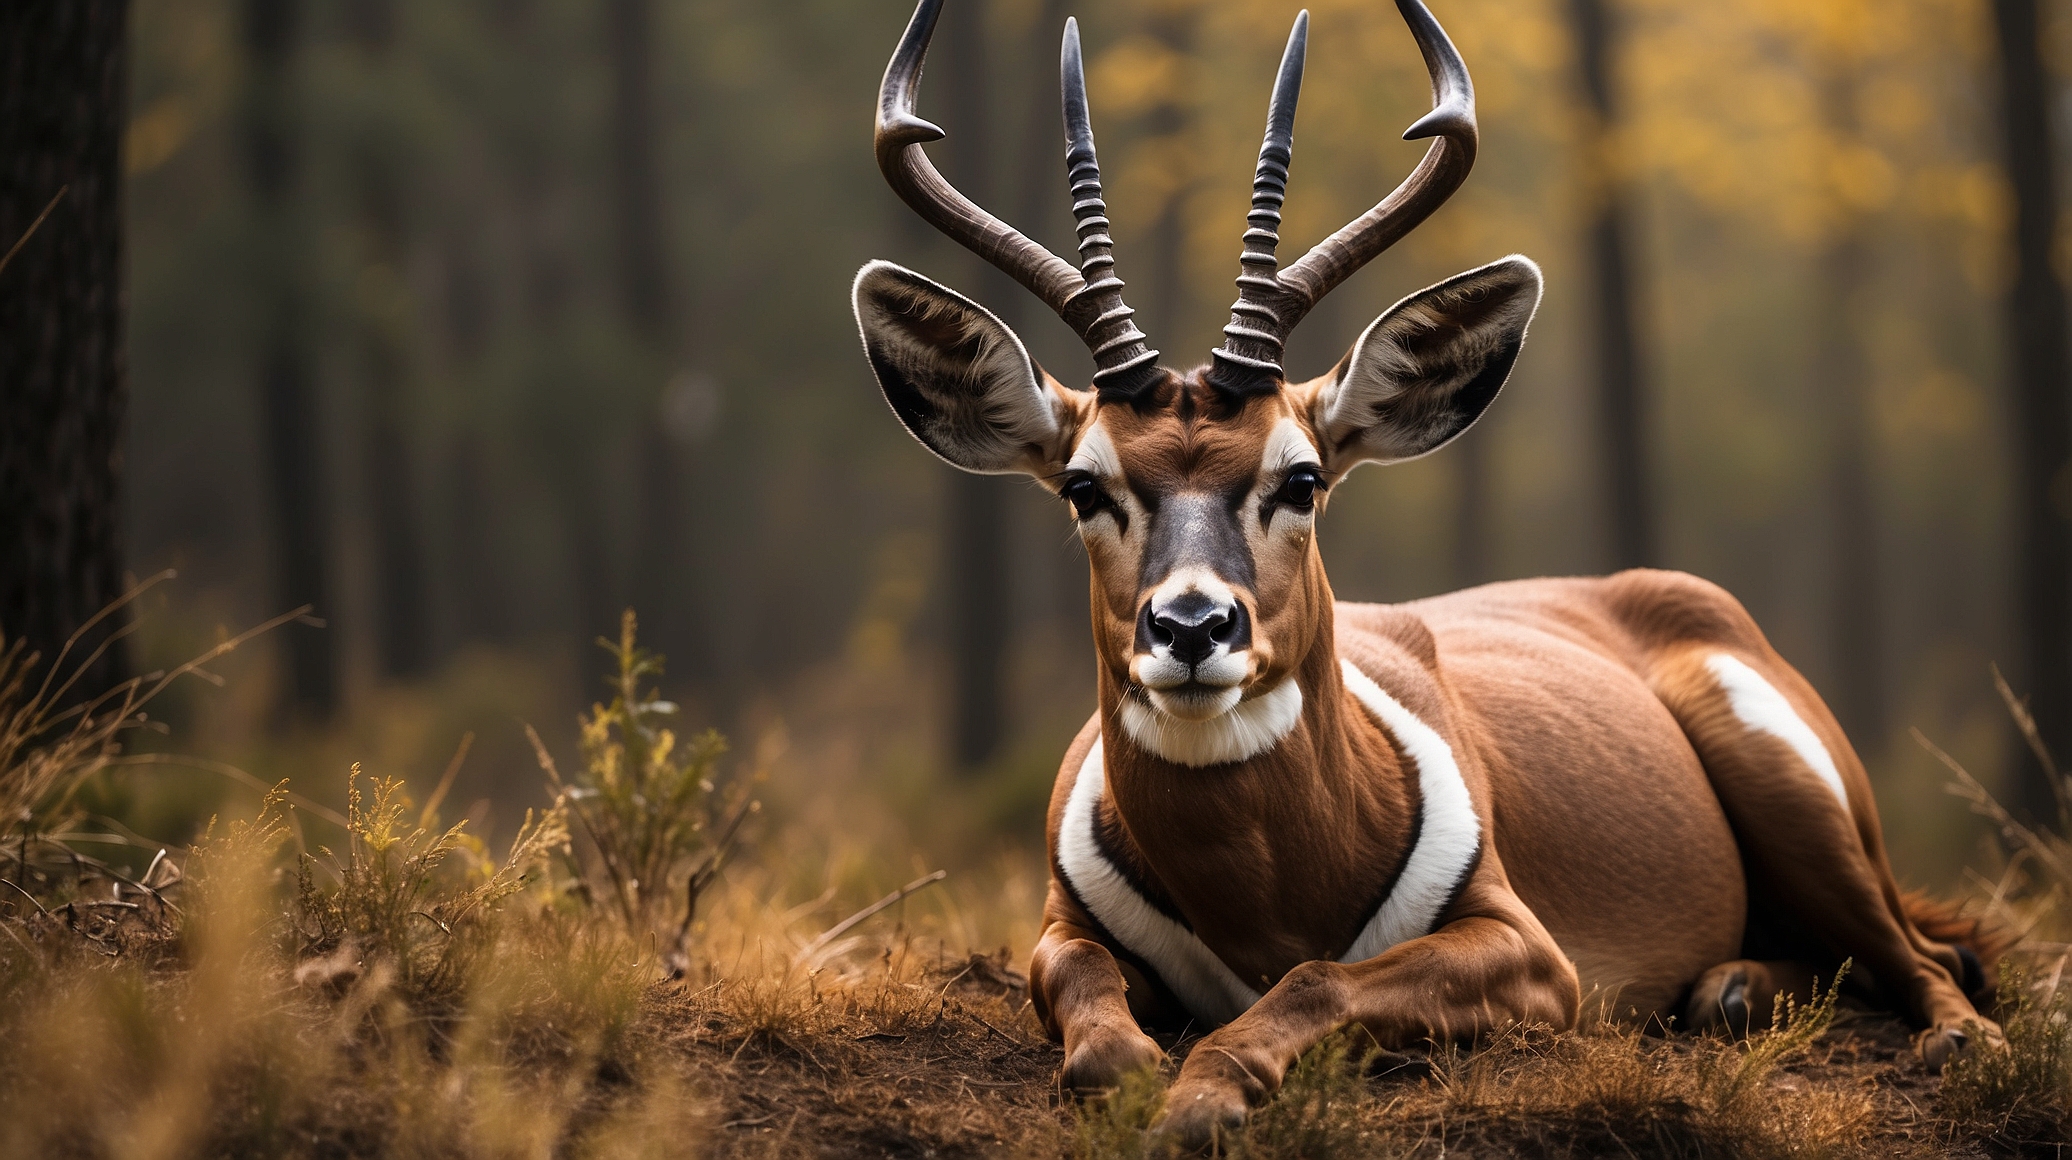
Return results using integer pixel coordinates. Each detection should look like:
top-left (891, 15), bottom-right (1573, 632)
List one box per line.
top-left (1275, 468), bottom-right (1323, 510)
top-left (1063, 476), bottom-right (1104, 518)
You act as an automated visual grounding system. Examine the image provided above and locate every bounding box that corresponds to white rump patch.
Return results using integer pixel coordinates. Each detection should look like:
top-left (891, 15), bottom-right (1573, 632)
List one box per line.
top-left (1338, 660), bottom-right (1483, 963)
top-left (1705, 654), bottom-right (1849, 810)
top-left (1118, 675), bottom-right (1303, 767)
top-left (1056, 738), bottom-right (1262, 1024)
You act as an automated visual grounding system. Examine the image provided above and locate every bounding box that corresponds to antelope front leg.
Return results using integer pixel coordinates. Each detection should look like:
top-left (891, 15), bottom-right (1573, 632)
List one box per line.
top-left (1155, 907), bottom-right (1579, 1149)
top-left (1032, 919), bottom-right (1166, 1091)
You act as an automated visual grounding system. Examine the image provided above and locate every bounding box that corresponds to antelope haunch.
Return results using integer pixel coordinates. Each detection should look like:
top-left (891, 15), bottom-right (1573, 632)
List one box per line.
top-left (853, 0), bottom-right (1998, 1145)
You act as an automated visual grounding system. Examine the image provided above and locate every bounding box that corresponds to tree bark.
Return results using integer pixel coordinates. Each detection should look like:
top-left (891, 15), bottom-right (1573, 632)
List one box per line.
top-left (243, 0), bottom-right (336, 718)
top-left (346, 0), bottom-right (432, 681)
top-left (0, 2), bottom-right (128, 687)
top-left (1992, 0), bottom-right (2072, 809)
top-left (1567, 0), bottom-right (1653, 570)
top-left (940, 0), bottom-right (1009, 773)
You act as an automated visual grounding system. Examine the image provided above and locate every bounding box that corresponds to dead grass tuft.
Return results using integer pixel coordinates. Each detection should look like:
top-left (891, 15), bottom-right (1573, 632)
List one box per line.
top-left (1940, 961), bottom-right (2072, 1150)
top-left (1069, 970), bottom-right (1878, 1160)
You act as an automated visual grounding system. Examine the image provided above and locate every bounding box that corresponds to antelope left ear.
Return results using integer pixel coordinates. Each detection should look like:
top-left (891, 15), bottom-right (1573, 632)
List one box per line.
top-left (852, 260), bottom-right (1073, 476)
top-left (1312, 255), bottom-right (1542, 471)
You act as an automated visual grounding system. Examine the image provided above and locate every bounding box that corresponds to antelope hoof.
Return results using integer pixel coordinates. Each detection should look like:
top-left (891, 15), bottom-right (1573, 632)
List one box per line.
top-left (1061, 1023), bottom-right (1164, 1093)
top-left (1917, 1018), bottom-right (2000, 1073)
top-left (1684, 962), bottom-right (1765, 1038)
top-left (1151, 1082), bottom-right (1249, 1153)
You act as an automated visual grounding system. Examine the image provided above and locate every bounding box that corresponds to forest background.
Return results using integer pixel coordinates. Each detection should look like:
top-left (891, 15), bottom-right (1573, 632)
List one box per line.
top-left (15, 0), bottom-right (2072, 907)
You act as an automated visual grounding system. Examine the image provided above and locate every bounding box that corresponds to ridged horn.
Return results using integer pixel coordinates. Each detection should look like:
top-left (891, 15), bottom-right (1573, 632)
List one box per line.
top-left (1210, 10), bottom-right (1308, 392)
top-left (872, 0), bottom-right (1163, 398)
top-left (1062, 16), bottom-right (1161, 396)
top-left (1206, 0), bottom-right (1478, 397)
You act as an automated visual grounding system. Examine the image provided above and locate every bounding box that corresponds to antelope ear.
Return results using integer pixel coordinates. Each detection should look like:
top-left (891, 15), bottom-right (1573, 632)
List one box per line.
top-left (1313, 255), bottom-right (1542, 471)
top-left (852, 260), bottom-right (1070, 476)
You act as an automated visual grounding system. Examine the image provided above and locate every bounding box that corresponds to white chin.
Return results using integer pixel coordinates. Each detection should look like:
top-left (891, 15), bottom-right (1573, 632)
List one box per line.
top-left (1146, 685), bottom-right (1243, 721)
top-left (1118, 677), bottom-right (1304, 767)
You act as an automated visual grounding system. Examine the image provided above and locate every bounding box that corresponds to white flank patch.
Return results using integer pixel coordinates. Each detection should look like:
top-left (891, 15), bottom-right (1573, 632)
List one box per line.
top-left (1705, 653), bottom-right (1849, 810)
top-left (1118, 675), bottom-right (1304, 767)
top-left (1339, 660), bottom-right (1483, 963)
top-left (1056, 737), bottom-right (1262, 1024)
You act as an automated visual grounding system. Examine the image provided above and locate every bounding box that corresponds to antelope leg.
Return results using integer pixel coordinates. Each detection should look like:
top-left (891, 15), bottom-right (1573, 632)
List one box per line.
top-left (1154, 883), bottom-right (1577, 1149)
top-left (1032, 915), bottom-right (1166, 1092)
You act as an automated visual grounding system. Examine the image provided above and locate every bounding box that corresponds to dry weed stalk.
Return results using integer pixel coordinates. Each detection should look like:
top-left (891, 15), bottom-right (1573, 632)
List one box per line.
top-left (1916, 668), bottom-right (2072, 1148)
top-left (1, 573), bottom-right (304, 950)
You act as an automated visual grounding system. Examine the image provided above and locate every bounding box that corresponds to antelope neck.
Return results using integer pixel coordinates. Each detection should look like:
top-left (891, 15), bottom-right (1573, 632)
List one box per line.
top-left (1083, 639), bottom-right (1445, 1006)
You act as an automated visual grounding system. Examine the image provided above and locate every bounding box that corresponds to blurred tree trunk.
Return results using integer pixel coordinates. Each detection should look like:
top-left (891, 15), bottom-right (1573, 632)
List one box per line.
top-left (435, 221), bottom-right (511, 649)
top-left (1817, 68), bottom-right (1884, 749)
top-left (607, 0), bottom-right (694, 672)
top-left (1008, 0), bottom-right (1076, 644)
top-left (1143, 10), bottom-right (1196, 351)
top-left (1992, 0), bottom-right (2072, 807)
top-left (1454, 434), bottom-right (1491, 588)
top-left (941, 0), bottom-right (1008, 773)
top-left (242, 0), bottom-right (336, 718)
top-left (1566, 0), bottom-right (1653, 570)
top-left (444, 433), bottom-right (511, 645)
top-left (608, 0), bottom-right (669, 342)
top-left (345, 0), bottom-right (431, 681)
top-left (0, 2), bottom-right (128, 687)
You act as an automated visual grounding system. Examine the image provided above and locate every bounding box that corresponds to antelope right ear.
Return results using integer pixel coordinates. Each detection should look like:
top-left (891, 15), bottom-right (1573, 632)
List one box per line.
top-left (852, 260), bottom-right (1075, 476)
top-left (1312, 256), bottom-right (1542, 472)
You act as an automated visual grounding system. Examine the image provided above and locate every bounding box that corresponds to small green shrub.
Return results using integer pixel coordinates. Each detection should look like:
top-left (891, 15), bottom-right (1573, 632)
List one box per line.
top-left (531, 610), bottom-right (752, 969)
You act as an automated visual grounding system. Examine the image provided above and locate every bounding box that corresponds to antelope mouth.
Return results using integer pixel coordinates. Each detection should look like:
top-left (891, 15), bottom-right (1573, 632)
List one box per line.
top-left (1119, 675), bottom-right (1306, 766)
top-left (1142, 681), bottom-right (1246, 722)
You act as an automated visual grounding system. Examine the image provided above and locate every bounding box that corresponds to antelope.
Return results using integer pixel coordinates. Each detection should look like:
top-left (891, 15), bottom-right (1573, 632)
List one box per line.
top-left (852, 0), bottom-right (1999, 1145)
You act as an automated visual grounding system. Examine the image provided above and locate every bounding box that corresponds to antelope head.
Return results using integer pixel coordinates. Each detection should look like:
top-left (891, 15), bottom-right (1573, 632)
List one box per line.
top-left (854, 0), bottom-right (1541, 766)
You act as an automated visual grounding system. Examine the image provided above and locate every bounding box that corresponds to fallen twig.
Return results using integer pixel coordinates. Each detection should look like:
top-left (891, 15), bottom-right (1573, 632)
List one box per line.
top-left (663, 793), bottom-right (761, 979)
top-left (794, 870), bottom-right (947, 966)
top-left (0, 185), bottom-right (67, 278)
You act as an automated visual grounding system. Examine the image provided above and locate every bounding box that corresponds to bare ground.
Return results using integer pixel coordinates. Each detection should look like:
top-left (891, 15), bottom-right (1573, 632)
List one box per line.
top-left (660, 949), bottom-right (2035, 1159)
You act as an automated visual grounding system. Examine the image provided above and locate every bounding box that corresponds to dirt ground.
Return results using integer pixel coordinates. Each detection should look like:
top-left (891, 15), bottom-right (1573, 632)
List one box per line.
top-left (663, 950), bottom-right (2033, 1159)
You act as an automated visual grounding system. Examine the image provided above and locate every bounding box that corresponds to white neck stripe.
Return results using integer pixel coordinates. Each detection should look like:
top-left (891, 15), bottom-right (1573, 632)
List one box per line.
top-left (1338, 660), bottom-right (1482, 963)
top-left (1117, 676), bottom-right (1304, 767)
top-left (1056, 737), bottom-right (1262, 1024)
top-left (1061, 662), bottom-right (1481, 1025)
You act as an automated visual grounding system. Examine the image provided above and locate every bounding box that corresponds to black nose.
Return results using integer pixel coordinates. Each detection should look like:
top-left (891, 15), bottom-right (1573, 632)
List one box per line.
top-left (1144, 594), bottom-right (1241, 667)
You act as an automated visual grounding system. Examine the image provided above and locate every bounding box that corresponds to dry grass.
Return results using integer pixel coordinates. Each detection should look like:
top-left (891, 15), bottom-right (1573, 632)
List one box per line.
top-left (1072, 972), bottom-right (1896, 1160)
